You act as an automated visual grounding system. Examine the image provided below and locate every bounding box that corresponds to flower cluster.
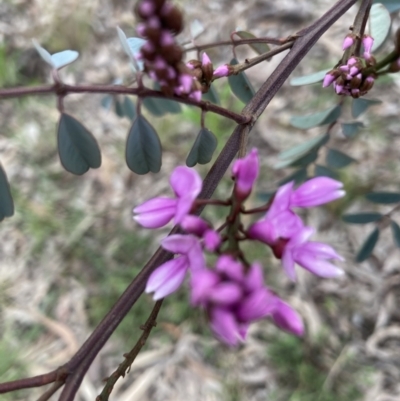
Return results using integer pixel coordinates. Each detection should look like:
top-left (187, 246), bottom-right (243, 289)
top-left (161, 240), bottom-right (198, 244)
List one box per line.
top-left (133, 149), bottom-right (345, 346)
top-left (323, 35), bottom-right (376, 98)
top-left (135, 0), bottom-right (201, 99)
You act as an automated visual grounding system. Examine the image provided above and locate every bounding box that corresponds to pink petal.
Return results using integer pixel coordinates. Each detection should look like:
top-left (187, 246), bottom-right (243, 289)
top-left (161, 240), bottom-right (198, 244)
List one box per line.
top-left (232, 148), bottom-right (259, 199)
top-left (281, 248), bottom-right (296, 281)
top-left (271, 298), bottom-right (304, 336)
top-left (209, 282), bottom-right (243, 305)
top-left (133, 197), bottom-right (177, 228)
top-left (215, 255), bottom-right (244, 282)
top-left (145, 256), bottom-right (188, 300)
top-left (237, 288), bottom-right (276, 321)
top-left (210, 308), bottom-right (242, 346)
top-left (161, 234), bottom-right (198, 254)
top-left (243, 262), bottom-right (265, 291)
top-left (267, 181), bottom-right (294, 218)
top-left (190, 269), bottom-right (219, 306)
top-left (290, 177), bottom-right (345, 208)
top-left (203, 229), bottom-right (221, 251)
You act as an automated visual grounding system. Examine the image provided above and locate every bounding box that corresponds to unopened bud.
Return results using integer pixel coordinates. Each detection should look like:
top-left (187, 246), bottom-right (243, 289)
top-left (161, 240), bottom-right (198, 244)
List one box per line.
top-left (362, 35), bottom-right (374, 54)
top-left (201, 52), bottom-right (214, 83)
top-left (342, 34), bottom-right (355, 50)
top-left (213, 64), bottom-right (230, 78)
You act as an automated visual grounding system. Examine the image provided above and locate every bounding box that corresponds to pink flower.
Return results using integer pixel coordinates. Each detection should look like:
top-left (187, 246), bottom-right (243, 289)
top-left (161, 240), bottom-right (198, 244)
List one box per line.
top-left (133, 166), bottom-right (202, 228)
top-left (232, 148), bottom-right (259, 200)
top-left (282, 227), bottom-right (344, 281)
top-left (362, 35), bottom-right (374, 54)
top-left (342, 34), bottom-right (355, 50)
top-left (145, 234), bottom-right (205, 300)
top-left (191, 258), bottom-right (294, 346)
top-left (290, 177), bottom-right (345, 208)
top-left (322, 72), bottom-right (337, 88)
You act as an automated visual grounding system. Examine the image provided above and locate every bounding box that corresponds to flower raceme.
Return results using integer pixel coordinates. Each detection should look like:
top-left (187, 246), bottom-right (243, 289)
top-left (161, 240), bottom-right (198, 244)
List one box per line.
top-left (134, 149), bottom-right (345, 345)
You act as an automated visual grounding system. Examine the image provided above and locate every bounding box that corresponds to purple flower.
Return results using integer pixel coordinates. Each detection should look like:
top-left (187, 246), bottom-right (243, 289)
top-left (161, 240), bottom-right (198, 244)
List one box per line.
top-left (290, 177), bottom-right (345, 208)
top-left (322, 72), bottom-right (336, 88)
top-left (232, 148), bottom-right (259, 200)
top-left (146, 234), bottom-right (205, 300)
top-left (270, 298), bottom-right (304, 336)
top-left (201, 52), bottom-right (212, 67)
top-left (282, 227), bottom-right (344, 281)
top-left (133, 166), bottom-right (202, 228)
top-left (362, 35), bottom-right (374, 54)
top-left (190, 258), bottom-right (289, 346)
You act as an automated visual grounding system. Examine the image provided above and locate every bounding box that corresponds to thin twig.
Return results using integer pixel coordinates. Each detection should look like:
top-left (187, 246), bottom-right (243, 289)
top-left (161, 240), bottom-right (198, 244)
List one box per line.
top-left (96, 300), bottom-right (163, 401)
top-left (0, 85), bottom-right (249, 125)
top-left (36, 381), bottom-right (65, 401)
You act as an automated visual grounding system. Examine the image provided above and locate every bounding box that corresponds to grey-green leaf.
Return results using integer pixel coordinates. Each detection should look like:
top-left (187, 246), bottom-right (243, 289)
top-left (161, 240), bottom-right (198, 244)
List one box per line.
top-left (123, 97), bottom-right (136, 120)
top-left (275, 133), bottom-right (328, 169)
top-left (235, 31), bottom-right (270, 56)
top-left (202, 85), bottom-right (220, 104)
top-left (391, 220), bottom-right (400, 247)
top-left (126, 115), bottom-right (162, 174)
top-left (0, 164), bottom-right (14, 221)
top-left (57, 113), bottom-right (101, 175)
top-left (373, 0), bottom-right (400, 13)
top-left (228, 58), bottom-right (255, 104)
top-left (326, 149), bottom-right (356, 169)
top-left (356, 228), bottom-right (380, 262)
top-left (290, 69), bottom-right (331, 86)
top-left (369, 3), bottom-right (391, 51)
top-left (290, 105), bottom-right (342, 130)
top-left (314, 164), bottom-right (339, 179)
top-left (341, 122), bottom-right (364, 138)
top-left (278, 168), bottom-right (308, 185)
top-left (351, 98), bottom-right (381, 118)
top-left (186, 128), bottom-right (217, 167)
top-left (342, 213), bottom-right (383, 224)
top-left (365, 192), bottom-right (400, 204)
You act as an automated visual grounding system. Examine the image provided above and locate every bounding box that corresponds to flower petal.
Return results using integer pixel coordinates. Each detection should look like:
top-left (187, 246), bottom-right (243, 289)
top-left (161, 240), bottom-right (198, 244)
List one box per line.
top-left (237, 288), bottom-right (276, 321)
top-left (133, 197), bottom-right (177, 228)
top-left (267, 181), bottom-right (294, 218)
top-left (145, 256), bottom-right (188, 300)
top-left (161, 234), bottom-right (198, 254)
top-left (210, 308), bottom-right (242, 346)
top-left (271, 298), bottom-right (304, 336)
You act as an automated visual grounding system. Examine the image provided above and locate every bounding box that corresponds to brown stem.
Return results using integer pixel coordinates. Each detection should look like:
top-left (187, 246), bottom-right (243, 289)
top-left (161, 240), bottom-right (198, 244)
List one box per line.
top-left (184, 36), bottom-right (285, 53)
top-left (36, 381), bottom-right (65, 401)
top-left (0, 85), bottom-right (249, 125)
top-left (96, 300), bottom-right (163, 401)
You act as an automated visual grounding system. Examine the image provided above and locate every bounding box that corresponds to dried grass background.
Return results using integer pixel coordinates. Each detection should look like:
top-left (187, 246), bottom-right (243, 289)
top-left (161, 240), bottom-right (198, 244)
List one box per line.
top-left (1, 0), bottom-right (400, 400)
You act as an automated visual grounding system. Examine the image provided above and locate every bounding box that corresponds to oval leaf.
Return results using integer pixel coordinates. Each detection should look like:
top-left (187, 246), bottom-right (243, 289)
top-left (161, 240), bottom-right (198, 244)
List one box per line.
top-left (373, 0), bottom-right (400, 13)
top-left (391, 220), bottom-right (400, 248)
top-left (32, 39), bottom-right (53, 66)
top-left (314, 164), bottom-right (339, 179)
top-left (341, 122), bottom-right (364, 138)
top-left (123, 97), bottom-right (136, 120)
top-left (351, 98), bottom-right (381, 118)
top-left (326, 149), bottom-right (356, 169)
top-left (275, 133), bottom-right (329, 169)
top-left (290, 69), bottom-right (331, 86)
top-left (235, 31), bottom-right (270, 55)
top-left (186, 128), bottom-right (218, 167)
top-left (228, 58), bottom-right (255, 104)
top-left (365, 192), bottom-right (400, 204)
top-left (342, 212), bottom-right (383, 224)
top-left (356, 228), bottom-right (380, 262)
top-left (369, 3), bottom-right (391, 51)
top-left (278, 168), bottom-right (308, 185)
top-left (126, 115), bottom-right (162, 174)
top-left (51, 50), bottom-right (79, 69)
top-left (290, 105), bottom-right (342, 130)
top-left (0, 164), bottom-right (14, 221)
top-left (58, 114), bottom-right (101, 175)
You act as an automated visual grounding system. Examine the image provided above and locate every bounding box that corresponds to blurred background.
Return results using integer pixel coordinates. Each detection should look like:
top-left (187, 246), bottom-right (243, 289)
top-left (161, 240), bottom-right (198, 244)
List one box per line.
top-left (1, 0), bottom-right (400, 400)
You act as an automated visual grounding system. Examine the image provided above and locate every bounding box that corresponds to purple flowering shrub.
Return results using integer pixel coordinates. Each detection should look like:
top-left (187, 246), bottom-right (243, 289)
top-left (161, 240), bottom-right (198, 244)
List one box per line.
top-left (2, 0), bottom-right (400, 399)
